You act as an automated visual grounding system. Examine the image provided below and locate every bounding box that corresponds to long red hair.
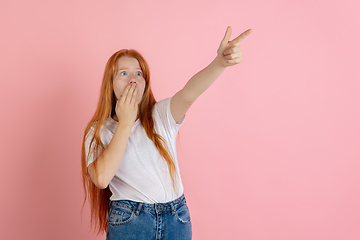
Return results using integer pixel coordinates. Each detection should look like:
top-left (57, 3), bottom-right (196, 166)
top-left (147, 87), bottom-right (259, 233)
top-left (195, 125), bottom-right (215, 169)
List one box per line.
top-left (81, 49), bottom-right (179, 235)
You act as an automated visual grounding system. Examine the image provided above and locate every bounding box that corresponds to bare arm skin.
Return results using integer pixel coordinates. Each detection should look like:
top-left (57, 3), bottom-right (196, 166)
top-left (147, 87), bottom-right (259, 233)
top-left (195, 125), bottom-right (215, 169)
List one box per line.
top-left (87, 123), bottom-right (132, 189)
top-left (88, 83), bottom-right (139, 189)
top-left (171, 27), bottom-right (252, 123)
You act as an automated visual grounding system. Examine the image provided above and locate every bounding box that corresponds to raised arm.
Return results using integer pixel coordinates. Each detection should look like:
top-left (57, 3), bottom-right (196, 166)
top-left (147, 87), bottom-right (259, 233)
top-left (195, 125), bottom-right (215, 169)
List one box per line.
top-left (170, 26), bottom-right (252, 123)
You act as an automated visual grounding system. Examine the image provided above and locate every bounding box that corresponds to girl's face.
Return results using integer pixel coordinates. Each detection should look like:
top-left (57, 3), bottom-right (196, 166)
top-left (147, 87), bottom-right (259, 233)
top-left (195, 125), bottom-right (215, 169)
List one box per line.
top-left (113, 56), bottom-right (146, 104)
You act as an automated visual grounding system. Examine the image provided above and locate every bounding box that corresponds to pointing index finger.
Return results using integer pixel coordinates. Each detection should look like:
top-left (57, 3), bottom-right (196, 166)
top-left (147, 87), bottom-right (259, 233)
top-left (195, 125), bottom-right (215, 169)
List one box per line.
top-left (231, 29), bottom-right (252, 45)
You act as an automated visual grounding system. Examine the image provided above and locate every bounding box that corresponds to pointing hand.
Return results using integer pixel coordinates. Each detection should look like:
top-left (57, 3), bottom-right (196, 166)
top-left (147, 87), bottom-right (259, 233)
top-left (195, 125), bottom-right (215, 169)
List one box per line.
top-left (217, 26), bottom-right (252, 67)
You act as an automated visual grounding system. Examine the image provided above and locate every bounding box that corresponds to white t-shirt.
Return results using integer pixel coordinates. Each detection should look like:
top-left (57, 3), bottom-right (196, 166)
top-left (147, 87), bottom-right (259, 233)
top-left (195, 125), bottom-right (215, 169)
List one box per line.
top-left (85, 97), bottom-right (185, 203)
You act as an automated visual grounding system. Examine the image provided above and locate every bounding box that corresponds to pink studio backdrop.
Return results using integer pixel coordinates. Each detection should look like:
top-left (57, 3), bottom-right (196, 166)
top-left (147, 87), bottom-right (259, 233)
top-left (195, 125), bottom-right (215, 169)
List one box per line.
top-left (1, 0), bottom-right (359, 239)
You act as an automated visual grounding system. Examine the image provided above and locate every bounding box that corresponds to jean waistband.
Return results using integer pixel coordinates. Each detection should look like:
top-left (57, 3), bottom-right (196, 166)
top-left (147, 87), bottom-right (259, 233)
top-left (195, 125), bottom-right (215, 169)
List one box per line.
top-left (110, 194), bottom-right (186, 213)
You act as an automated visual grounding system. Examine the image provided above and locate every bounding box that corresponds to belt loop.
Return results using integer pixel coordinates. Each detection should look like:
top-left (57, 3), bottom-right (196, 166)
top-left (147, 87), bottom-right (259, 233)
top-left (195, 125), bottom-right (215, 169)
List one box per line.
top-left (170, 202), bottom-right (176, 215)
top-left (135, 202), bottom-right (143, 215)
top-left (154, 203), bottom-right (158, 214)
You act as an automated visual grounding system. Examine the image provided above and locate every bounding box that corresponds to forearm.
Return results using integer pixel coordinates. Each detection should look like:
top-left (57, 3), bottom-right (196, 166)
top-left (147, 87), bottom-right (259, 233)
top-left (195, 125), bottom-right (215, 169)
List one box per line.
top-left (182, 55), bottom-right (226, 102)
top-left (88, 123), bottom-right (132, 189)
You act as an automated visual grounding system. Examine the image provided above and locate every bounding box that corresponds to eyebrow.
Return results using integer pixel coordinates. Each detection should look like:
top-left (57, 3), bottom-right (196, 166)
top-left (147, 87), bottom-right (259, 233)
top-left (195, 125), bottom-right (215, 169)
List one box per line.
top-left (117, 67), bottom-right (142, 70)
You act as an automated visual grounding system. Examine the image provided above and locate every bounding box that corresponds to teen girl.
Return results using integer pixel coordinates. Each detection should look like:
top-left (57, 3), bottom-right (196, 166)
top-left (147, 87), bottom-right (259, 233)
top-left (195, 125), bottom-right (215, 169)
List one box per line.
top-left (81, 26), bottom-right (252, 240)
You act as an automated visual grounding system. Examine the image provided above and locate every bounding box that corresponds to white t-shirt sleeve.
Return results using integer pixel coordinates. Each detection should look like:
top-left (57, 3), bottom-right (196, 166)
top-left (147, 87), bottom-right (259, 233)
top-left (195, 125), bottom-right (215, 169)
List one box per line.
top-left (154, 97), bottom-right (186, 138)
top-left (84, 126), bottom-right (101, 168)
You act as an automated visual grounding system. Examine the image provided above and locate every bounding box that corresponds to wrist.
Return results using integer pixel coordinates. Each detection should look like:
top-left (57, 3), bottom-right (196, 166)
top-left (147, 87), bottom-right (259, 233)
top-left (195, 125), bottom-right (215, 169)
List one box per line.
top-left (116, 121), bottom-right (134, 132)
top-left (214, 54), bottom-right (228, 69)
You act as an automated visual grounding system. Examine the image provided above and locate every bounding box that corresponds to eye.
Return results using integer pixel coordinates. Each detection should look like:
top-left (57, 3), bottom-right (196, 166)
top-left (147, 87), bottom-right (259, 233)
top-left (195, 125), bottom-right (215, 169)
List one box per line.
top-left (136, 72), bottom-right (142, 76)
top-left (120, 72), bottom-right (127, 76)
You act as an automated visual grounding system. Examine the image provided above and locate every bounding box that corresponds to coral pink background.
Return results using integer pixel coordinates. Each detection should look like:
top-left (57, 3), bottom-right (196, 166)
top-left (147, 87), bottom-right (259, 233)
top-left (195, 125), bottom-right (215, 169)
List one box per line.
top-left (1, 0), bottom-right (359, 239)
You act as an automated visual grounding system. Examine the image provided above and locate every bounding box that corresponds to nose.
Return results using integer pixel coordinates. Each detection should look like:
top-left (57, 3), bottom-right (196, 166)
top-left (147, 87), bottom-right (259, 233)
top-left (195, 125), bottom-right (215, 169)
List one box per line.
top-left (129, 73), bottom-right (137, 84)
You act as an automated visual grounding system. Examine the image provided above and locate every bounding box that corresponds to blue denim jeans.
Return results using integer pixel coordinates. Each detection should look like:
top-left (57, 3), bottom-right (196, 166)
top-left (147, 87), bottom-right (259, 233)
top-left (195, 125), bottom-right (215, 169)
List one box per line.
top-left (106, 193), bottom-right (192, 240)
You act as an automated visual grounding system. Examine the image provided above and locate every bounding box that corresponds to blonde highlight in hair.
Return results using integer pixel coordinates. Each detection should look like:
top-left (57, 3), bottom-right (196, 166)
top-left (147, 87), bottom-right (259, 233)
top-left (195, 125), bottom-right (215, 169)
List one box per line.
top-left (81, 49), bottom-right (179, 235)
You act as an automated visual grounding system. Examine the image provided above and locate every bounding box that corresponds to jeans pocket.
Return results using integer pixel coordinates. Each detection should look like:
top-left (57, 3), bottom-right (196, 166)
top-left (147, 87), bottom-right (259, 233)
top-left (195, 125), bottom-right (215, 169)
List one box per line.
top-left (175, 203), bottom-right (191, 225)
top-left (107, 206), bottom-right (135, 225)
